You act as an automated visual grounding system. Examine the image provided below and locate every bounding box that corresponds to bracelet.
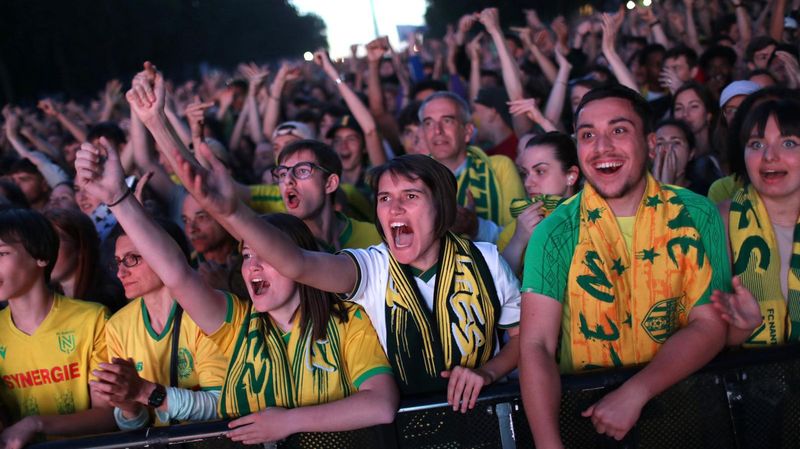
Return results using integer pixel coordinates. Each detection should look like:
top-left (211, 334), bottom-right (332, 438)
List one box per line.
top-left (107, 188), bottom-right (131, 207)
top-left (649, 20), bottom-right (661, 28)
top-left (335, 78), bottom-right (343, 85)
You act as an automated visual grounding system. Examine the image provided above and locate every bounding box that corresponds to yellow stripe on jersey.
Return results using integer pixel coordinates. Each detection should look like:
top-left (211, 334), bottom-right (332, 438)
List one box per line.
top-left (0, 294), bottom-right (108, 421)
top-left (105, 298), bottom-right (229, 426)
top-left (248, 184), bottom-right (285, 214)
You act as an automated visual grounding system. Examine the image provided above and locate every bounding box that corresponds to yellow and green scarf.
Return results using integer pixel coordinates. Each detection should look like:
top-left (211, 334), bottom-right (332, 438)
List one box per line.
top-left (564, 174), bottom-right (712, 372)
top-left (457, 146), bottom-right (502, 225)
top-left (218, 308), bottom-right (351, 417)
top-left (729, 185), bottom-right (800, 345)
top-left (385, 232), bottom-right (500, 394)
top-left (509, 194), bottom-right (564, 218)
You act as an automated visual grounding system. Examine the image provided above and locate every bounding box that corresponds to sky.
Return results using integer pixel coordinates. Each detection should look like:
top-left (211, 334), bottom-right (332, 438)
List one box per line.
top-left (290, 0), bottom-right (427, 59)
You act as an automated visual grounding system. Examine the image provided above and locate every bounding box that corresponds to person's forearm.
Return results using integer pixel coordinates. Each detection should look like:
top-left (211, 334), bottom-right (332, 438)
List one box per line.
top-left (603, 49), bottom-right (639, 92)
top-left (733, 3), bottom-right (752, 47)
top-left (333, 73), bottom-right (386, 166)
top-left (33, 407), bottom-right (116, 437)
top-left (621, 314), bottom-right (725, 405)
top-left (770, 0), bottom-right (788, 40)
top-left (55, 111), bottom-right (88, 143)
top-left (27, 151), bottom-right (69, 188)
top-left (488, 28), bottom-right (524, 101)
top-left (262, 82), bottom-right (283, 139)
top-left (244, 93), bottom-right (264, 145)
top-left (286, 382), bottom-right (398, 433)
top-left (520, 346), bottom-right (563, 448)
top-left (479, 334), bottom-right (519, 382)
top-left (164, 104), bottom-right (193, 147)
top-left (529, 45), bottom-right (558, 85)
top-left (650, 22), bottom-right (670, 48)
top-left (20, 128), bottom-right (62, 162)
top-left (501, 238), bottom-right (526, 275)
top-left (130, 112), bottom-right (176, 204)
top-left (367, 61), bottom-right (386, 117)
top-left (469, 58), bottom-right (481, 107)
top-left (544, 68), bottom-right (569, 125)
top-left (685, 7), bottom-right (703, 54)
top-left (140, 112), bottom-right (199, 174)
top-left (228, 99), bottom-right (248, 151)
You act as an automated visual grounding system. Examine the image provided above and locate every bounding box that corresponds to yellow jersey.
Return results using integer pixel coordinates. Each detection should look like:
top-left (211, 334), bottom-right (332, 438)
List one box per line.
top-left (105, 298), bottom-right (229, 425)
top-left (0, 294), bottom-right (109, 421)
top-left (247, 184), bottom-right (286, 214)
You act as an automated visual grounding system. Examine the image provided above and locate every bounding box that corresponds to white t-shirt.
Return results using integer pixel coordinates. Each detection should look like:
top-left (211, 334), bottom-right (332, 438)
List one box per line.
top-left (342, 242), bottom-right (521, 352)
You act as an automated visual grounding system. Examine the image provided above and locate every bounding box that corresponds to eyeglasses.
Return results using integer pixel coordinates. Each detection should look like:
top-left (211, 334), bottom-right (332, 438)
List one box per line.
top-left (271, 162), bottom-right (330, 183)
top-left (332, 134), bottom-right (361, 146)
top-left (111, 254), bottom-right (143, 271)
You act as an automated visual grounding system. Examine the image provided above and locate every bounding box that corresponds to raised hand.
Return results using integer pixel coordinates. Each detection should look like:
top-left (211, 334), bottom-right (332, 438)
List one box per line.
top-left (513, 201), bottom-right (545, 242)
top-left (555, 45), bottom-right (572, 71)
top-left (313, 50), bottom-right (339, 80)
top-left (659, 66), bottom-right (682, 94)
top-left (184, 97), bottom-right (215, 140)
top-left (172, 140), bottom-right (240, 217)
top-left (239, 62), bottom-right (270, 93)
top-left (710, 276), bottom-right (762, 332)
top-left (478, 8), bottom-right (501, 35)
top-left (126, 61), bottom-right (165, 125)
top-left (366, 36), bottom-right (389, 63)
top-left (551, 16), bottom-right (570, 49)
top-left (507, 98), bottom-right (555, 131)
top-left (466, 32), bottom-right (485, 62)
top-left (37, 98), bottom-right (60, 117)
top-left (74, 137), bottom-right (127, 206)
top-left (601, 7), bottom-right (626, 53)
top-left (104, 79), bottom-right (123, 106)
top-left (523, 9), bottom-right (544, 30)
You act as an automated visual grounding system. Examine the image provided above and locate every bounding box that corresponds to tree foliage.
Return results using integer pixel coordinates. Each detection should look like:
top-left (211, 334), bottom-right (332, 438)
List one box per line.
top-left (0, 0), bottom-right (327, 104)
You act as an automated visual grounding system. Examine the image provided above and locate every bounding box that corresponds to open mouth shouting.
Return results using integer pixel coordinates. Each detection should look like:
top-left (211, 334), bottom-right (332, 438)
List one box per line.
top-left (760, 169), bottom-right (788, 183)
top-left (249, 277), bottom-right (269, 296)
top-left (284, 190), bottom-right (301, 209)
top-left (390, 222), bottom-right (414, 249)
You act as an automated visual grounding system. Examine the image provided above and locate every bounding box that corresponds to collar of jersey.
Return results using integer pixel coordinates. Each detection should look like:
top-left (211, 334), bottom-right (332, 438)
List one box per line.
top-left (141, 298), bottom-right (179, 341)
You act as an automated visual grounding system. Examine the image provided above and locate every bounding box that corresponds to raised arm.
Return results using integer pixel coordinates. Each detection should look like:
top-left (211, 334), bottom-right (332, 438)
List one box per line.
top-left (480, 8), bottom-right (531, 136)
top-left (3, 109), bottom-right (70, 188)
top-left (770, 0), bottom-right (788, 41)
top-left (230, 63), bottom-right (269, 152)
top-left (730, 0), bottom-right (752, 48)
top-left (74, 138), bottom-right (227, 335)
top-left (641, 6), bottom-right (670, 47)
top-left (38, 98), bottom-right (88, 143)
top-left (524, 28), bottom-right (559, 85)
top-left (262, 63), bottom-right (300, 139)
top-left (682, 0), bottom-right (703, 54)
top-left (315, 50), bottom-right (386, 167)
top-left (508, 99), bottom-right (558, 133)
top-left (601, 9), bottom-right (640, 92)
top-left (466, 32), bottom-right (484, 107)
top-left (519, 294), bottom-right (565, 449)
top-left (544, 48), bottom-right (572, 127)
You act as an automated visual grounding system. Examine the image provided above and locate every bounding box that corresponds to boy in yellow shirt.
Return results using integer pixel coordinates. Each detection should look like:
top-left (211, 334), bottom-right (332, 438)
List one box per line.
top-left (0, 209), bottom-right (116, 447)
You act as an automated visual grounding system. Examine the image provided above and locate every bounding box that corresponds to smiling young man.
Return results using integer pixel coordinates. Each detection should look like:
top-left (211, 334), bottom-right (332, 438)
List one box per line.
top-left (275, 139), bottom-right (379, 252)
top-left (518, 85), bottom-right (731, 446)
top-left (418, 91), bottom-right (525, 243)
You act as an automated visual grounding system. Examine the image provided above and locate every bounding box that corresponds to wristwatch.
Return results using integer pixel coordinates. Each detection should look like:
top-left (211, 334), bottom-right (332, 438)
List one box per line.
top-left (147, 383), bottom-right (167, 408)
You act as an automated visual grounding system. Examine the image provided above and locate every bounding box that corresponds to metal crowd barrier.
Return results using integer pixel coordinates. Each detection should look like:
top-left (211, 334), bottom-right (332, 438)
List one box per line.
top-left (30, 344), bottom-right (800, 449)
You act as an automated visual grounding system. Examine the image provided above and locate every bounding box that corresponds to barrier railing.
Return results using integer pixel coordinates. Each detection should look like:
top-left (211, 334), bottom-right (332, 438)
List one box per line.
top-left (29, 344), bottom-right (800, 449)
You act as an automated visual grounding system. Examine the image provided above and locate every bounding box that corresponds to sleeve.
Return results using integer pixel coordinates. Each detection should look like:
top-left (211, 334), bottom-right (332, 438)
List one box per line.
top-left (193, 328), bottom-right (228, 392)
top-left (114, 406), bottom-right (150, 430)
top-left (342, 306), bottom-right (393, 390)
top-left (89, 307), bottom-right (110, 382)
top-left (477, 243), bottom-right (520, 328)
top-left (206, 292), bottom-right (248, 359)
top-left (338, 246), bottom-right (388, 305)
top-left (474, 217), bottom-right (502, 244)
top-left (27, 151), bottom-right (70, 188)
top-left (520, 205), bottom-right (578, 304)
top-left (162, 388), bottom-right (221, 422)
top-left (686, 193), bottom-right (732, 308)
top-left (490, 156), bottom-right (527, 227)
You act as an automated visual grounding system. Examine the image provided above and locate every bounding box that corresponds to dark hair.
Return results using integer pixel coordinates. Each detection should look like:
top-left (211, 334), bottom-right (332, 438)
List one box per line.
top-left (278, 139), bottom-right (343, 178)
top-left (260, 213), bottom-right (348, 341)
top-left (665, 45), bottom-right (699, 68)
top-left (575, 85), bottom-right (654, 135)
top-left (638, 44), bottom-right (666, 66)
top-left (108, 217), bottom-right (191, 265)
top-left (0, 179), bottom-right (30, 209)
top-left (733, 99), bottom-right (800, 184)
top-left (656, 119), bottom-right (697, 150)
top-left (8, 158), bottom-right (42, 177)
top-left (369, 155), bottom-right (457, 242)
top-left (699, 45), bottom-right (737, 71)
top-left (768, 43), bottom-right (800, 65)
top-left (672, 81), bottom-right (717, 118)
top-left (410, 80), bottom-right (447, 99)
top-left (87, 122), bottom-right (127, 147)
top-left (44, 208), bottom-right (125, 312)
top-left (0, 208), bottom-right (59, 283)
top-left (726, 87), bottom-right (800, 181)
top-left (523, 132), bottom-right (582, 184)
top-left (746, 69), bottom-right (778, 84)
top-left (398, 101), bottom-right (422, 130)
top-left (745, 36), bottom-right (777, 63)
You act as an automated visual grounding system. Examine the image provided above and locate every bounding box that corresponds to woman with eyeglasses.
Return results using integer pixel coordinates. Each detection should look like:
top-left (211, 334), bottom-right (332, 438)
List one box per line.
top-left (74, 139), bottom-right (398, 444)
top-left (711, 98), bottom-right (800, 347)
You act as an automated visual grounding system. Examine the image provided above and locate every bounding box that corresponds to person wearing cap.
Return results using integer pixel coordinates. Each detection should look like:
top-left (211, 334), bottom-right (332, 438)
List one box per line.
top-left (274, 139), bottom-right (380, 252)
top-left (271, 121), bottom-right (315, 156)
top-left (473, 87), bottom-right (519, 160)
top-left (419, 91), bottom-right (526, 243)
top-left (719, 80), bottom-right (761, 125)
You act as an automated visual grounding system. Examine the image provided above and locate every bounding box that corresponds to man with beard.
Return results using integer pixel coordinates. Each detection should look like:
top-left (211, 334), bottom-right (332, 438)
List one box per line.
top-left (519, 85), bottom-right (730, 445)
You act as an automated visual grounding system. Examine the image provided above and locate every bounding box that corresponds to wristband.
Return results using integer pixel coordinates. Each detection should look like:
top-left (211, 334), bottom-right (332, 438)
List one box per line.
top-left (335, 77), bottom-right (343, 85)
top-left (649, 20), bottom-right (661, 27)
top-left (107, 188), bottom-right (131, 208)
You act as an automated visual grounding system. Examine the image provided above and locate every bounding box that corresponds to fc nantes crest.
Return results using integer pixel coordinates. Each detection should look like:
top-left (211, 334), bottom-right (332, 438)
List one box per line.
top-left (641, 297), bottom-right (685, 343)
top-left (57, 331), bottom-right (76, 354)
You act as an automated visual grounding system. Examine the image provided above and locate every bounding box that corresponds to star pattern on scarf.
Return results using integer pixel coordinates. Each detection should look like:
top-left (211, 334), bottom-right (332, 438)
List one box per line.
top-left (640, 247), bottom-right (660, 264)
top-left (586, 207), bottom-right (603, 223)
top-left (645, 195), bottom-right (663, 208)
top-left (612, 257), bottom-right (626, 275)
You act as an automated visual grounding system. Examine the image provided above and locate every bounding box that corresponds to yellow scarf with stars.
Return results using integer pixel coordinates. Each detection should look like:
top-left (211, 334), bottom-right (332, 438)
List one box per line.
top-left (729, 185), bottom-right (800, 346)
top-left (564, 174), bottom-right (712, 372)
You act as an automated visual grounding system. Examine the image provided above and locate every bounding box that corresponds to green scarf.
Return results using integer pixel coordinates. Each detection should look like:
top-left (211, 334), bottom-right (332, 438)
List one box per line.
top-left (457, 146), bottom-right (502, 225)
